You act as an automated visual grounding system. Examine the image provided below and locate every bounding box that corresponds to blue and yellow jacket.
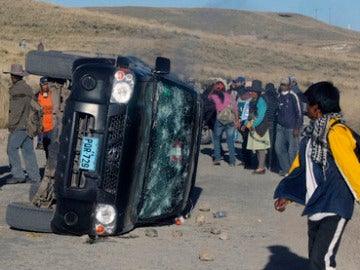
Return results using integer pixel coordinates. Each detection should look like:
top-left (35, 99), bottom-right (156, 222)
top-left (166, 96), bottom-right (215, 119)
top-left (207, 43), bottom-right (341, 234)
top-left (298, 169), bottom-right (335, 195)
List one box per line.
top-left (274, 119), bottom-right (360, 220)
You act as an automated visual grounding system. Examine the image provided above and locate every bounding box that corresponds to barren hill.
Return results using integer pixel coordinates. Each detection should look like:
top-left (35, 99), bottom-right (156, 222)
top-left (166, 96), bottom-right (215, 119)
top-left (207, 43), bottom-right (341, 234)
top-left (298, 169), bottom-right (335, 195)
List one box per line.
top-left (0, 0), bottom-right (360, 129)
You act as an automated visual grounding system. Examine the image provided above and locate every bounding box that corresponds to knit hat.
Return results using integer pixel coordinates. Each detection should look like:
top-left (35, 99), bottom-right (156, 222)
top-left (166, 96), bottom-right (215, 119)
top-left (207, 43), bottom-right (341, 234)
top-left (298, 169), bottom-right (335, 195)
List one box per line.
top-left (289, 76), bottom-right (298, 83)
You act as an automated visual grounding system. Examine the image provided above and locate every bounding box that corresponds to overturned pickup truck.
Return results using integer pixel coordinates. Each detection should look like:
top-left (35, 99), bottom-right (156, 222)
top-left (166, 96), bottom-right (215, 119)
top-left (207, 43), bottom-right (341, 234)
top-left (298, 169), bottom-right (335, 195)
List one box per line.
top-left (6, 50), bottom-right (202, 237)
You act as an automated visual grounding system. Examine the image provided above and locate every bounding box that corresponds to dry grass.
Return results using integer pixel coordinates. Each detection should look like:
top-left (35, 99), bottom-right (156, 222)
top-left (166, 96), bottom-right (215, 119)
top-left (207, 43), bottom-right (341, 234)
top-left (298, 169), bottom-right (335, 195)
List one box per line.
top-left (1, 0), bottom-right (360, 130)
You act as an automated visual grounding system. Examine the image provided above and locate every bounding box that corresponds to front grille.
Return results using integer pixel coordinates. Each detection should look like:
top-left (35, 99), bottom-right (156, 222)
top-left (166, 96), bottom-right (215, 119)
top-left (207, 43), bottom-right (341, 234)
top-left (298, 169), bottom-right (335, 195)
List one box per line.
top-left (103, 114), bottom-right (126, 194)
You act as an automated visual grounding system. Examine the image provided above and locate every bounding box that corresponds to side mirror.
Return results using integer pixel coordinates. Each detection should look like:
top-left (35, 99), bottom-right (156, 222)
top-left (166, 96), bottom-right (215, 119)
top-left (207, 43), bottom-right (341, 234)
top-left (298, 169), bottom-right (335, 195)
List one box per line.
top-left (154, 57), bottom-right (170, 74)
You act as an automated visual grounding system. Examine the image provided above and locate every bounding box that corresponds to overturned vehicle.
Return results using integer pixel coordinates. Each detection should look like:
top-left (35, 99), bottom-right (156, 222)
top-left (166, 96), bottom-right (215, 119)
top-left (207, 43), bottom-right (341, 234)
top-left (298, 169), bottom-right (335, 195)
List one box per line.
top-left (6, 50), bottom-right (202, 237)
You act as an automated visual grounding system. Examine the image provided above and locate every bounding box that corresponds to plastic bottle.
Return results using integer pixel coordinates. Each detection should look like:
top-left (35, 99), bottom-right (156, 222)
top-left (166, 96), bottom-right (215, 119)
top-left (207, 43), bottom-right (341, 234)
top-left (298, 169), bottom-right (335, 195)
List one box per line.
top-left (213, 211), bottom-right (227, 218)
top-left (234, 130), bottom-right (238, 140)
top-left (175, 216), bottom-right (185, 225)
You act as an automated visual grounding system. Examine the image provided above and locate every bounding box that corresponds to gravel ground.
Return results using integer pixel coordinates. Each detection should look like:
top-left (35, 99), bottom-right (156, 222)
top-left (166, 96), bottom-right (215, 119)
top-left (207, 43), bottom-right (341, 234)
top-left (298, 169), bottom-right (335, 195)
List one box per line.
top-left (0, 129), bottom-right (359, 270)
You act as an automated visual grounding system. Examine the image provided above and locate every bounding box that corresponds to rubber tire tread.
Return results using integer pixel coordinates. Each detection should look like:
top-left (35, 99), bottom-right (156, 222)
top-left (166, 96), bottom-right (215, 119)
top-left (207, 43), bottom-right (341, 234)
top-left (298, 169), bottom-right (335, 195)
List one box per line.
top-left (6, 202), bottom-right (54, 233)
top-left (29, 182), bottom-right (41, 202)
top-left (25, 50), bottom-right (82, 79)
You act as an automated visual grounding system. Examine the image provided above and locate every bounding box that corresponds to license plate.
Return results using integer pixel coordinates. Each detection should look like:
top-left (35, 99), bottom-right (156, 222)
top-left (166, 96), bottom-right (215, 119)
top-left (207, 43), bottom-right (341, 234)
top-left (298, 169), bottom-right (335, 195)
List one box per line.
top-left (79, 137), bottom-right (99, 171)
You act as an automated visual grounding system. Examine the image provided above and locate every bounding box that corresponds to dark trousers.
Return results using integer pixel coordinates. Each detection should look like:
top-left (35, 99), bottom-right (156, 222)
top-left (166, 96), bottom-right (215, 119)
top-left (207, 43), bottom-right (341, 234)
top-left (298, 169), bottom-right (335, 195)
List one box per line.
top-left (239, 126), bottom-right (253, 168)
top-left (42, 131), bottom-right (52, 160)
top-left (266, 125), bottom-right (280, 172)
top-left (308, 215), bottom-right (348, 270)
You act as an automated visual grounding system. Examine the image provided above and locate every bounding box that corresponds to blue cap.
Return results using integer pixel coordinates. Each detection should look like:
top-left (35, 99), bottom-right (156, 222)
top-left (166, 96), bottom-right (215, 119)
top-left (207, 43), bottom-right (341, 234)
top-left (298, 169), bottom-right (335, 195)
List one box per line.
top-left (233, 76), bottom-right (245, 83)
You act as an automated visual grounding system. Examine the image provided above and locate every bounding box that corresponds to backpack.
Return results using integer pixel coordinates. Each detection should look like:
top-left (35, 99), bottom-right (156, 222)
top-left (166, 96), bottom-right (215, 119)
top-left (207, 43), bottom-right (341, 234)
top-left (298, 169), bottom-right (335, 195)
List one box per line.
top-left (217, 97), bottom-right (235, 125)
top-left (202, 97), bottom-right (216, 129)
top-left (26, 97), bottom-right (44, 138)
top-left (329, 120), bottom-right (360, 162)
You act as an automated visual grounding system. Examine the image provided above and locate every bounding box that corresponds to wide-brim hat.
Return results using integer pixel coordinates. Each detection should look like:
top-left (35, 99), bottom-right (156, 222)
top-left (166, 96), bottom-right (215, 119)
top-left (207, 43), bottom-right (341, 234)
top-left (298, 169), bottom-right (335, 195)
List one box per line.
top-left (3, 64), bottom-right (29, 77)
top-left (245, 79), bottom-right (263, 93)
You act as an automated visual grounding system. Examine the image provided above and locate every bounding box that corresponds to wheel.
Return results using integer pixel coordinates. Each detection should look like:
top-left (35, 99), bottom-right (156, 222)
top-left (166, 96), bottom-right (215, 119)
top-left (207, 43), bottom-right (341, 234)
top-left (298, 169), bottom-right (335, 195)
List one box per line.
top-left (201, 127), bottom-right (212, 144)
top-left (6, 202), bottom-right (54, 233)
top-left (29, 182), bottom-right (41, 202)
top-left (25, 50), bottom-right (83, 79)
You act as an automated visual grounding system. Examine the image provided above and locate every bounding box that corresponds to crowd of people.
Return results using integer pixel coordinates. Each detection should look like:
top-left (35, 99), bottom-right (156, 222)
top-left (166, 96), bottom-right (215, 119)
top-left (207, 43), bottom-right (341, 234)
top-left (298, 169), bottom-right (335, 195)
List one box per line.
top-left (202, 76), bottom-right (360, 269)
top-left (202, 75), bottom-right (304, 176)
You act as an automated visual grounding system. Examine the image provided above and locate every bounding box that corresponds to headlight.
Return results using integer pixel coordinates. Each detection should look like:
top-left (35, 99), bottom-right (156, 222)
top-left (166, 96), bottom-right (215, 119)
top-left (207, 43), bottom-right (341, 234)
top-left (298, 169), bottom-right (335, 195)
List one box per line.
top-left (95, 204), bottom-right (116, 225)
top-left (110, 70), bottom-right (134, 104)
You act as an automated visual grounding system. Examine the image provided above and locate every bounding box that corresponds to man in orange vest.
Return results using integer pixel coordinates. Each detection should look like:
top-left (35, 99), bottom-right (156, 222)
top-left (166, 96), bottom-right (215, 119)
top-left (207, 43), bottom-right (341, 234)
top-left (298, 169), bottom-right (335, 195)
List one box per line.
top-left (37, 77), bottom-right (53, 159)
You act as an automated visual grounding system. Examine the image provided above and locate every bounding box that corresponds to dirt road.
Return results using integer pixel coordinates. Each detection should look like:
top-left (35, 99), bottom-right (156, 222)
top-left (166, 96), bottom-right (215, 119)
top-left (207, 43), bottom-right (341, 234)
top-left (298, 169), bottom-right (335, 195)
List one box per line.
top-left (0, 129), bottom-right (359, 270)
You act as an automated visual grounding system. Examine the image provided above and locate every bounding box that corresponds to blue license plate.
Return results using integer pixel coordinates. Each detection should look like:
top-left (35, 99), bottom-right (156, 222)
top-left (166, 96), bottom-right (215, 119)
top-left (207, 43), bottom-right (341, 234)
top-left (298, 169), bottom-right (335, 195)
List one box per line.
top-left (79, 137), bottom-right (99, 171)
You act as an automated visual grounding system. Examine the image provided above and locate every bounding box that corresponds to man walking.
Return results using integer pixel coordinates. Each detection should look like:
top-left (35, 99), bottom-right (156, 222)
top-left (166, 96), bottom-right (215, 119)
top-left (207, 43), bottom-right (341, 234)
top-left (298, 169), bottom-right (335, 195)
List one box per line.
top-left (4, 64), bottom-right (41, 184)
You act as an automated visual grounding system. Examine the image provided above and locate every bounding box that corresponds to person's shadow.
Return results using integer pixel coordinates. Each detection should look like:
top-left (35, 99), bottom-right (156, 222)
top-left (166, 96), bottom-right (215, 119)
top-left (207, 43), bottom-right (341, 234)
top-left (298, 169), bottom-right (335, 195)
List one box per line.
top-left (263, 245), bottom-right (308, 270)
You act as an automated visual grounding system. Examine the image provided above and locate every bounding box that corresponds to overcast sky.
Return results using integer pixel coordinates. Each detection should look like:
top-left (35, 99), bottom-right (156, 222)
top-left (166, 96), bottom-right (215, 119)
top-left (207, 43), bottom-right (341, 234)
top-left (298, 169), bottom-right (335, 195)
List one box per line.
top-left (43, 0), bottom-right (360, 31)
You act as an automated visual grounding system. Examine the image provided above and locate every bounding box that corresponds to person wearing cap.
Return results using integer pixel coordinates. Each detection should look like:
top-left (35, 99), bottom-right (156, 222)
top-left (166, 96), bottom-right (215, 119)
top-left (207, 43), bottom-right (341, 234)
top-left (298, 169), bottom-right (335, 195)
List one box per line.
top-left (240, 80), bottom-right (270, 174)
top-left (4, 64), bottom-right (41, 184)
top-left (228, 76), bottom-right (246, 101)
top-left (37, 77), bottom-right (53, 159)
top-left (275, 77), bottom-right (303, 176)
top-left (208, 81), bottom-right (240, 166)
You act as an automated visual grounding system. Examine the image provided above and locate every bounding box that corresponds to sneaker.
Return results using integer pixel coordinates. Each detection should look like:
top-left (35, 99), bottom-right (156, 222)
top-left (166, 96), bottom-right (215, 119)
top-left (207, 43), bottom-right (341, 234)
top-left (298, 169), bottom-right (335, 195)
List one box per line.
top-left (229, 163), bottom-right (235, 167)
top-left (36, 144), bottom-right (44, 150)
top-left (6, 177), bottom-right (26, 184)
top-left (213, 160), bottom-right (221, 166)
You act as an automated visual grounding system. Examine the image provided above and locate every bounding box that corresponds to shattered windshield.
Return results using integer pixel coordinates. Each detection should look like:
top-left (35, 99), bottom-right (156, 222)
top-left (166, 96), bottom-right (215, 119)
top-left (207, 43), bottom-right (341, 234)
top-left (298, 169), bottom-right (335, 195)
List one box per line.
top-left (139, 81), bottom-right (196, 219)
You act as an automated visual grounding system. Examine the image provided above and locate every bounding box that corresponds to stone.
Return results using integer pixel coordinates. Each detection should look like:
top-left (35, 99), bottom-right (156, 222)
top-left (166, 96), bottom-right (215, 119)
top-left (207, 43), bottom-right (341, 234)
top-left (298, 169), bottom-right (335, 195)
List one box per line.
top-left (199, 249), bottom-right (214, 261)
top-left (219, 232), bottom-right (229, 240)
top-left (172, 230), bottom-right (183, 238)
top-left (210, 227), bottom-right (221, 235)
top-left (195, 214), bottom-right (206, 226)
top-left (198, 202), bottom-right (211, 212)
top-left (144, 228), bottom-right (158, 237)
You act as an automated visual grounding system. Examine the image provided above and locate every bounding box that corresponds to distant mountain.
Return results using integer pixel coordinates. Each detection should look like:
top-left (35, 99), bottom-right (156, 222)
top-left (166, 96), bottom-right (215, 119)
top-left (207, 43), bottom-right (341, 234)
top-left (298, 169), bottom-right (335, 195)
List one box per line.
top-left (88, 6), bottom-right (360, 45)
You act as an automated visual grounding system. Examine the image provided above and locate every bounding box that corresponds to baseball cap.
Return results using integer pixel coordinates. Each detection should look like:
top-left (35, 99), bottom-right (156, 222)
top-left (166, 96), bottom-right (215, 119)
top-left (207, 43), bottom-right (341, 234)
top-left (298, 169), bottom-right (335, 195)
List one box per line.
top-left (280, 77), bottom-right (290, 85)
top-left (40, 77), bottom-right (48, 85)
top-left (233, 76), bottom-right (245, 83)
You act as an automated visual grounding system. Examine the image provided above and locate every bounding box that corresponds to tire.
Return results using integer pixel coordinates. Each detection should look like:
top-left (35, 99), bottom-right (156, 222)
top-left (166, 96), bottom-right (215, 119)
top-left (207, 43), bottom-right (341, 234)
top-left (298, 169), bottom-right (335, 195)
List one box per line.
top-left (6, 202), bottom-right (54, 233)
top-left (25, 50), bottom-right (83, 79)
top-left (201, 127), bottom-right (212, 144)
top-left (29, 182), bottom-right (41, 202)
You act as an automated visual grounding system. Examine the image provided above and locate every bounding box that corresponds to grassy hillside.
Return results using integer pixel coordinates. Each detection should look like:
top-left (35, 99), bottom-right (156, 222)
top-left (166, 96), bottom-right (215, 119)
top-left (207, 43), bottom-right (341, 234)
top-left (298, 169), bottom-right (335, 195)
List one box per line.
top-left (1, 0), bottom-right (360, 130)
